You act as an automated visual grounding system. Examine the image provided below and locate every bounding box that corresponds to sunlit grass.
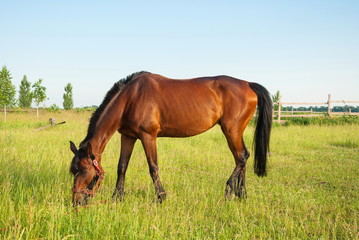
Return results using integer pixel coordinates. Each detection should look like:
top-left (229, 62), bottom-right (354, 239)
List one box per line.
top-left (0, 111), bottom-right (358, 239)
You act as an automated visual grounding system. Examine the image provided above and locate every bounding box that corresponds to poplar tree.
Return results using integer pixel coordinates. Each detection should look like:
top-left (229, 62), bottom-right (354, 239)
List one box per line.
top-left (272, 90), bottom-right (281, 112)
top-left (32, 79), bottom-right (47, 117)
top-left (0, 66), bottom-right (16, 122)
top-left (18, 75), bottom-right (33, 108)
top-left (63, 83), bottom-right (74, 110)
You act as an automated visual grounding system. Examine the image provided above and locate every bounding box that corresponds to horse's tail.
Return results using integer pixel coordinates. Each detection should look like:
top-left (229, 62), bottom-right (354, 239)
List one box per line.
top-left (248, 82), bottom-right (272, 177)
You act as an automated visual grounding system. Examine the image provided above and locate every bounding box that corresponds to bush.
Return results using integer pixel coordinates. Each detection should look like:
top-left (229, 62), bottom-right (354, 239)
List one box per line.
top-left (282, 115), bottom-right (359, 126)
top-left (74, 107), bottom-right (96, 113)
top-left (47, 104), bottom-right (60, 113)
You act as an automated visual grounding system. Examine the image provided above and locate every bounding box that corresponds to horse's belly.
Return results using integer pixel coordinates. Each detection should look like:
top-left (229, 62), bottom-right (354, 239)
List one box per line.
top-left (157, 113), bottom-right (220, 137)
top-left (158, 125), bottom-right (214, 137)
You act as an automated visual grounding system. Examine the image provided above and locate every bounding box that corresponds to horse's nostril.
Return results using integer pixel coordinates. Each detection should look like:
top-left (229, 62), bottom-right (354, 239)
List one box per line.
top-left (73, 193), bottom-right (91, 206)
top-left (74, 199), bottom-right (84, 206)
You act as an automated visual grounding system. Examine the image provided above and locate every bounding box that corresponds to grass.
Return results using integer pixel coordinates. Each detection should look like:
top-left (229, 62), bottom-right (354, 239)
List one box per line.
top-left (281, 115), bottom-right (359, 126)
top-left (0, 111), bottom-right (358, 239)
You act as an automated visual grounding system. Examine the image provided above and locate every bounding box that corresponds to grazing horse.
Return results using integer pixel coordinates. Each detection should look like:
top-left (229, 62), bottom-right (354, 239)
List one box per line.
top-left (69, 71), bottom-right (272, 205)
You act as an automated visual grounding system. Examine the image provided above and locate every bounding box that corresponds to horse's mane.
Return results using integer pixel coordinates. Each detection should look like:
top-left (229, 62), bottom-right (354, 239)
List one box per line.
top-left (80, 71), bottom-right (149, 147)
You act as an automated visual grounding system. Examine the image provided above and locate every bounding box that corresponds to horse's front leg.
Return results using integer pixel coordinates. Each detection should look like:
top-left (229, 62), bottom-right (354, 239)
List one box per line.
top-left (113, 135), bottom-right (137, 200)
top-left (140, 133), bottom-right (166, 202)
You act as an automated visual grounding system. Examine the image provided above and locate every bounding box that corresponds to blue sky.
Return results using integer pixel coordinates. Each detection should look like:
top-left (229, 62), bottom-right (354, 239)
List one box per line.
top-left (1, 1), bottom-right (358, 107)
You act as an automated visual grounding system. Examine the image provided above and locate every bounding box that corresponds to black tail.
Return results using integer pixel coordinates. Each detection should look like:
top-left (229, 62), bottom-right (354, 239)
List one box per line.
top-left (248, 82), bottom-right (272, 177)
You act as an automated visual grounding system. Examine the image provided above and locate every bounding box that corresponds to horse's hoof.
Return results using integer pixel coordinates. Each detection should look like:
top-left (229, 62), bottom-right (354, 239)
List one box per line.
top-left (157, 191), bottom-right (167, 203)
top-left (236, 188), bottom-right (247, 199)
top-left (225, 185), bottom-right (235, 200)
top-left (112, 192), bottom-right (125, 201)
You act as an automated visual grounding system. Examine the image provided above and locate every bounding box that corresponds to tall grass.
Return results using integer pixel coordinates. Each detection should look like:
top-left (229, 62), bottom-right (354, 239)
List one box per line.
top-left (0, 111), bottom-right (358, 239)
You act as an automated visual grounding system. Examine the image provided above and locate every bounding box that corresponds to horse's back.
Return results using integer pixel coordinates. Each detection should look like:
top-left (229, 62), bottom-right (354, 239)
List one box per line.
top-left (119, 73), bottom-right (257, 137)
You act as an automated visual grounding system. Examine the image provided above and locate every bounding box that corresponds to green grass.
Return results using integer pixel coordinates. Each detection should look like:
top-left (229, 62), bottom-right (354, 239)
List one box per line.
top-left (0, 111), bottom-right (358, 239)
top-left (281, 115), bottom-right (359, 126)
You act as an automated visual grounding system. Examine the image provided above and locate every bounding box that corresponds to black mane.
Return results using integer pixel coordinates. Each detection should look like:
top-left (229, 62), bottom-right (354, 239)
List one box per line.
top-left (80, 71), bottom-right (149, 147)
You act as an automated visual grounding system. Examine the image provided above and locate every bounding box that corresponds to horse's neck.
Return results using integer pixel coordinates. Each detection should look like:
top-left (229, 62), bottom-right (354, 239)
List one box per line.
top-left (89, 105), bottom-right (124, 161)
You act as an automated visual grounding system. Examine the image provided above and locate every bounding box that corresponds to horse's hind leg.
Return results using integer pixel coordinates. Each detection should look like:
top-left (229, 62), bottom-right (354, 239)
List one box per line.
top-left (221, 124), bottom-right (249, 199)
top-left (113, 134), bottom-right (137, 200)
top-left (236, 139), bottom-right (250, 198)
top-left (140, 134), bottom-right (166, 203)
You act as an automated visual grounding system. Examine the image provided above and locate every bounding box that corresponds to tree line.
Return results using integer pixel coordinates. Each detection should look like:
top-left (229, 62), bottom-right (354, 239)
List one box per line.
top-left (0, 66), bottom-right (74, 120)
top-left (280, 105), bottom-right (359, 113)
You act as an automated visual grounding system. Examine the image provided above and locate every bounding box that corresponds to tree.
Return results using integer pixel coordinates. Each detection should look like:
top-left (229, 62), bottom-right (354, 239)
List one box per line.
top-left (0, 66), bottom-right (16, 122)
top-left (32, 79), bottom-right (47, 117)
top-left (63, 83), bottom-right (74, 110)
top-left (18, 75), bottom-right (33, 108)
top-left (272, 90), bottom-right (281, 112)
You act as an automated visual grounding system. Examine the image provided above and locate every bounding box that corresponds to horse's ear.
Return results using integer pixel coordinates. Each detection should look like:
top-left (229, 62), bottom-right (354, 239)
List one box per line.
top-left (70, 141), bottom-right (77, 154)
top-left (86, 142), bottom-right (95, 160)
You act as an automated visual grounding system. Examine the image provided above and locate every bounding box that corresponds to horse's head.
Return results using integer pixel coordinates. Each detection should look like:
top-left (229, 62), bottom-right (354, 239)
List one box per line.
top-left (69, 141), bottom-right (105, 206)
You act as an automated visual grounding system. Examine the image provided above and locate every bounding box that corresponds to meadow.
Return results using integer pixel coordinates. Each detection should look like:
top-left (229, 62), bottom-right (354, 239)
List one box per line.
top-left (0, 111), bottom-right (358, 239)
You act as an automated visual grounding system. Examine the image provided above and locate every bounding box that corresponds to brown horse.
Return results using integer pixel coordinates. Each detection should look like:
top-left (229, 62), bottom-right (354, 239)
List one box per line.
top-left (69, 71), bottom-right (272, 205)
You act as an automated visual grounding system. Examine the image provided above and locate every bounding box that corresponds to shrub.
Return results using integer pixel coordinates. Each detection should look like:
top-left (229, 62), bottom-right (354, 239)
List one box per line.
top-left (282, 115), bottom-right (359, 126)
top-left (47, 104), bottom-right (60, 113)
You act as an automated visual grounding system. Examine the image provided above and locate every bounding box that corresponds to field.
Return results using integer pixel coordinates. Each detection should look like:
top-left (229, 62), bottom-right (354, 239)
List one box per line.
top-left (0, 111), bottom-right (358, 239)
